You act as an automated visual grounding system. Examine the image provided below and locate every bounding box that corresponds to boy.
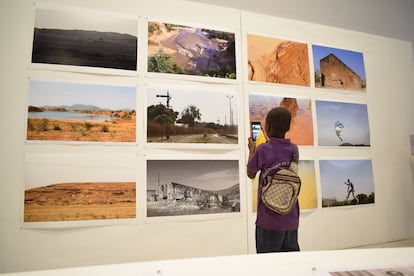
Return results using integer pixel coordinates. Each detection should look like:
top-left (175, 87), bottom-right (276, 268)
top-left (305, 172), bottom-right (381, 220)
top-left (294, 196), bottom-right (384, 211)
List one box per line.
top-left (247, 107), bottom-right (300, 253)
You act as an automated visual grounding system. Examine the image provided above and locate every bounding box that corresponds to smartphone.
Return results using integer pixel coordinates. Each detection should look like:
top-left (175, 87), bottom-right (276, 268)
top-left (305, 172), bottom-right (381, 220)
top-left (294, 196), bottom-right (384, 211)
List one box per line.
top-left (251, 121), bottom-right (261, 141)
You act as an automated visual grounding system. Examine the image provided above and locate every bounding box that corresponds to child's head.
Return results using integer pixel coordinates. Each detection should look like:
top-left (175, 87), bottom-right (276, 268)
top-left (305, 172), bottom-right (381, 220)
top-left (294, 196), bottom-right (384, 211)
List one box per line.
top-left (265, 107), bottom-right (291, 138)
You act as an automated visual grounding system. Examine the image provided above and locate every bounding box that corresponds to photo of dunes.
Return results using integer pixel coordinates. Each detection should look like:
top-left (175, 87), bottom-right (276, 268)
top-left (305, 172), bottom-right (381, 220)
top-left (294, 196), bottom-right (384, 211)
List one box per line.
top-left (26, 80), bottom-right (136, 143)
top-left (23, 153), bottom-right (137, 224)
top-left (148, 21), bottom-right (236, 79)
top-left (31, 7), bottom-right (137, 71)
top-left (247, 34), bottom-right (310, 86)
top-left (24, 182), bottom-right (136, 222)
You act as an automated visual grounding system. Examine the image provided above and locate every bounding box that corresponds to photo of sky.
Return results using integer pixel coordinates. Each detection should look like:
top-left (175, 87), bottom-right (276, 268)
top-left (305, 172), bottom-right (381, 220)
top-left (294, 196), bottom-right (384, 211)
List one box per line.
top-left (147, 86), bottom-right (237, 125)
top-left (316, 100), bottom-right (370, 146)
top-left (319, 159), bottom-right (374, 201)
top-left (28, 80), bottom-right (136, 111)
top-left (147, 160), bottom-right (239, 191)
top-left (35, 7), bottom-right (137, 36)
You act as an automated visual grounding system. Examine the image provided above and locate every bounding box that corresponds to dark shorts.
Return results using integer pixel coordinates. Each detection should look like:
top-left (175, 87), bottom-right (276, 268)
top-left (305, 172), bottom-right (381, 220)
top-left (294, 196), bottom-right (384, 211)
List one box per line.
top-left (255, 225), bottom-right (300, 253)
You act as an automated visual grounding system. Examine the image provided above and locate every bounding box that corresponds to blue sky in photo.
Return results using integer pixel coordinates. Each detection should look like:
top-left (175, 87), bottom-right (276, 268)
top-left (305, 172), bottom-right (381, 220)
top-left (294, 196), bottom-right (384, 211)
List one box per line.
top-left (28, 80), bottom-right (136, 110)
top-left (312, 45), bottom-right (366, 80)
top-left (316, 100), bottom-right (370, 146)
top-left (319, 159), bottom-right (374, 200)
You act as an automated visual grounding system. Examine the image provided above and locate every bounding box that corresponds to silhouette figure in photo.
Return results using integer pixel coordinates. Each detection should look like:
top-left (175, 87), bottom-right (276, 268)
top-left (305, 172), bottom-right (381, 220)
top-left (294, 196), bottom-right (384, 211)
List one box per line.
top-left (345, 178), bottom-right (356, 200)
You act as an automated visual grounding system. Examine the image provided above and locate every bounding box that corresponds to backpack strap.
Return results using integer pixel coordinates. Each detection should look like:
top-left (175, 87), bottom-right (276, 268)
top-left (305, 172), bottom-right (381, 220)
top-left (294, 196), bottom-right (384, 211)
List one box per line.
top-left (261, 143), bottom-right (298, 185)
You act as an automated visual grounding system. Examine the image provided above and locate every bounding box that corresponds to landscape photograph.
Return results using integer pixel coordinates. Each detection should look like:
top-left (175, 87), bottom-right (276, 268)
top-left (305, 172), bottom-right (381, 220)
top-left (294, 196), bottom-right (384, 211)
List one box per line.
top-left (147, 21), bottom-right (236, 79)
top-left (26, 80), bottom-right (136, 143)
top-left (147, 159), bottom-right (240, 217)
top-left (316, 100), bottom-right (370, 147)
top-left (147, 86), bottom-right (238, 144)
top-left (319, 159), bottom-right (375, 208)
top-left (249, 94), bottom-right (313, 145)
top-left (31, 7), bottom-right (138, 71)
top-left (251, 160), bottom-right (317, 212)
top-left (23, 153), bottom-right (136, 223)
top-left (312, 45), bottom-right (366, 91)
top-left (247, 34), bottom-right (310, 86)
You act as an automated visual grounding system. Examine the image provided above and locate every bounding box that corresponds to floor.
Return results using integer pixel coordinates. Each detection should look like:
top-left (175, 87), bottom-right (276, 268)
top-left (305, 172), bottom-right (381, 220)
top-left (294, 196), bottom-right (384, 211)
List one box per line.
top-left (349, 238), bottom-right (414, 249)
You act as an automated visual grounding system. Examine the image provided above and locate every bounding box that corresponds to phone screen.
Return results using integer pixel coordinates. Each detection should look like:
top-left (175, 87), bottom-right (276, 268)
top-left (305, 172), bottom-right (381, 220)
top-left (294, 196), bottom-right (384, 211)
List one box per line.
top-left (251, 122), bottom-right (261, 141)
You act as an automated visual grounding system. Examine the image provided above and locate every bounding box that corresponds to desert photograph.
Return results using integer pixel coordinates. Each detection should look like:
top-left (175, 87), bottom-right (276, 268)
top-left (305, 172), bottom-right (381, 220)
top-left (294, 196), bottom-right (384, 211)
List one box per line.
top-left (249, 94), bottom-right (313, 146)
top-left (247, 34), bottom-right (310, 86)
top-left (26, 80), bottom-right (136, 143)
top-left (147, 86), bottom-right (238, 144)
top-left (148, 22), bottom-right (236, 79)
top-left (32, 7), bottom-right (137, 71)
top-left (23, 153), bottom-right (137, 223)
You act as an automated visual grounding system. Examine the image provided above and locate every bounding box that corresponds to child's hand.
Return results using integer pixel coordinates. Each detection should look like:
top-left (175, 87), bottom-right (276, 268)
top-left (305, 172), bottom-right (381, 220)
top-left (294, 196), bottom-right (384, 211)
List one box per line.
top-left (248, 137), bottom-right (256, 154)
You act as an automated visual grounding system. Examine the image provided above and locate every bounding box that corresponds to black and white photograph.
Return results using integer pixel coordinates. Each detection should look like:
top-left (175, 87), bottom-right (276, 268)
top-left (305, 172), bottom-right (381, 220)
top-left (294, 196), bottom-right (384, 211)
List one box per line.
top-left (31, 6), bottom-right (138, 72)
top-left (146, 159), bottom-right (240, 217)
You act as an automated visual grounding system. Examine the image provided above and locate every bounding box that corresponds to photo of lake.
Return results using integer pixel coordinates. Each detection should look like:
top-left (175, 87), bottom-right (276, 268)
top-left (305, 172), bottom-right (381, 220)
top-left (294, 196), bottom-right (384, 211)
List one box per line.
top-left (26, 80), bottom-right (136, 143)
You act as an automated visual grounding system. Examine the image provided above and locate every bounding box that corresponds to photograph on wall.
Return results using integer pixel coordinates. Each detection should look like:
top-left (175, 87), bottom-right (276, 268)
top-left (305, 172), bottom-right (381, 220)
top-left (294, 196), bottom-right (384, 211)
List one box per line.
top-left (247, 34), bottom-right (310, 86)
top-left (23, 153), bottom-right (136, 225)
top-left (317, 265), bottom-right (414, 276)
top-left (147, 21), bottom-right (236, 79)
top-left (147, 159), bottom-right (240, 217)
top-left (319, 159), bottom-right (375, 208)
top-left (147, 85), bottom-right (238, 144)
top-left (316, 100), bottom-right (370, 147)
top-left (31, 6), bottom-right (138, 73)
top-left (252, 160), bottom-right (318, 212)
top-left (26, 79), bottom-right (136, 144)
top-left (249, 94), bottom-right (313, 145)
top-left (312, 45), bottom-right (366, 92)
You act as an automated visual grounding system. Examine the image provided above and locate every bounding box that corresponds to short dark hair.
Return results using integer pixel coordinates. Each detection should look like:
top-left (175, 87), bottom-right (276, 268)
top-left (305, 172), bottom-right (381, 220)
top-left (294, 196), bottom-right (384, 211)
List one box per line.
top-left (265, 107), bottom-right (291, 138)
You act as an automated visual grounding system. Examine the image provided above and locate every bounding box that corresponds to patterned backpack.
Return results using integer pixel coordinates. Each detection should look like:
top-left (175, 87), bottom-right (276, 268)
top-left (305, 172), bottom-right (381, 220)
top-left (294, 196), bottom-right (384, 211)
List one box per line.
top-left (261, 147), bottom-right (301, 215)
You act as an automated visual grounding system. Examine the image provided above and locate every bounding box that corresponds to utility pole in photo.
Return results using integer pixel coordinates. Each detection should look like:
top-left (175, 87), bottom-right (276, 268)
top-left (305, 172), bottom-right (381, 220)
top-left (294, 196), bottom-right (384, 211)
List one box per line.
top-left (156, 90), bottom-right (172, 140)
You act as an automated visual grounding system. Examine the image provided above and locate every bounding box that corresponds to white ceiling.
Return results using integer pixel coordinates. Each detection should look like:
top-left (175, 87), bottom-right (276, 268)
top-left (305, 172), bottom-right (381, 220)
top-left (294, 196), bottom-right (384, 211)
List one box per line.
top-left (186, 0), bottom-right (414, 46)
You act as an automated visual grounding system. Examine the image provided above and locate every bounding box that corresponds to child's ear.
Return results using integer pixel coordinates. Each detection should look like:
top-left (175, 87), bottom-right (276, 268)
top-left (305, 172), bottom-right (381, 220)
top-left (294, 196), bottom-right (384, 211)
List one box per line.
top-left (265, 124), bottom-right (271, 135)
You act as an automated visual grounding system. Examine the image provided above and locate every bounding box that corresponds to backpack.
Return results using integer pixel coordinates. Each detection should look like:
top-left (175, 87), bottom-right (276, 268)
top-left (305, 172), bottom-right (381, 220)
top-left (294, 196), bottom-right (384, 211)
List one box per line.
top-left (261, 147), bottom-right (301, 215)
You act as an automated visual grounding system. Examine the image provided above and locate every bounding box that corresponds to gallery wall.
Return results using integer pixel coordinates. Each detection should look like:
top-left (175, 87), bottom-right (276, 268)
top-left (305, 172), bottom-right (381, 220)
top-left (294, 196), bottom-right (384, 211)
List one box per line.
top-left (1, 0), bottom-right (414, 273)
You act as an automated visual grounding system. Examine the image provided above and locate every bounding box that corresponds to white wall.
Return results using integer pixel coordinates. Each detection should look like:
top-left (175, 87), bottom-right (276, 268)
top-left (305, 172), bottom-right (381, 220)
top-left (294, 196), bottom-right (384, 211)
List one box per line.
top-left (1, 0), bottom-right (414, 273)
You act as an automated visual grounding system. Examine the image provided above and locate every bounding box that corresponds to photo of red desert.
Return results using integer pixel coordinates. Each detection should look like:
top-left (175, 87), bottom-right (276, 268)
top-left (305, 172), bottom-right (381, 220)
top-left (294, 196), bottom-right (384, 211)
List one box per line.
top-left (24, 182), bottom-right (136, 222)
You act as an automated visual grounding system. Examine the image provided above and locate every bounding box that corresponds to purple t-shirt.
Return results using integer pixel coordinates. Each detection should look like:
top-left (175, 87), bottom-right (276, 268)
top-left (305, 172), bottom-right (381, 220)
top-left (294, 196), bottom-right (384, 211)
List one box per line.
top-left (247, 137), bottom-right (299, 231)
